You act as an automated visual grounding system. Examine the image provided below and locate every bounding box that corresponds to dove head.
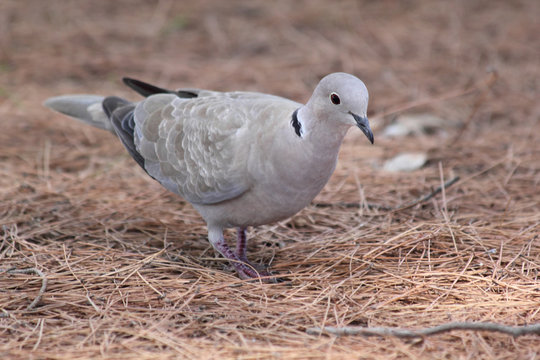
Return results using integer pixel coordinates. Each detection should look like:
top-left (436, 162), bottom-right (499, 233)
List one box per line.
top-left (307, 72), bottom-right (373, 144)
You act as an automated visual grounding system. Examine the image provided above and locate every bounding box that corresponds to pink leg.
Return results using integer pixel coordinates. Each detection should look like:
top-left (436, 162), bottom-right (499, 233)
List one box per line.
top-left (209, 226), bottom-right (273, 281)
top-left (235, 227), bottom-right (248, 262)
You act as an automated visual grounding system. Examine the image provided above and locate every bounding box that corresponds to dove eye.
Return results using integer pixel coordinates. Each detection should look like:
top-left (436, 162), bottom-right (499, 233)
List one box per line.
top-left (330, 93), bottom-right (340, 105)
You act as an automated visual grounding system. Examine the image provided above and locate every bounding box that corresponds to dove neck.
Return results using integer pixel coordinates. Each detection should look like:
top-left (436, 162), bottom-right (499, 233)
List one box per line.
top-left (297, 106), bottom-right (349, 150)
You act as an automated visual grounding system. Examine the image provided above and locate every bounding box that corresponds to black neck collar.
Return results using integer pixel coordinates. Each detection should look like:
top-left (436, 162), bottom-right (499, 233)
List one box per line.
top-left (291, 108), bottom-right (302, 137)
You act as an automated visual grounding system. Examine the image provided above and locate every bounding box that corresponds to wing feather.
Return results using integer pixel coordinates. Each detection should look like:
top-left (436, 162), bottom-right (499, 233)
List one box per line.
top-left (130, 91), bottom-right (300, 205)
top-left (132, 94), bottom-right (242, 204)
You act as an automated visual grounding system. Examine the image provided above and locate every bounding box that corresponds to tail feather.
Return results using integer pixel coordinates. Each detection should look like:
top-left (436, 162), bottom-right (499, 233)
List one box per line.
top-left (43, 95), bottom-right (114, 132)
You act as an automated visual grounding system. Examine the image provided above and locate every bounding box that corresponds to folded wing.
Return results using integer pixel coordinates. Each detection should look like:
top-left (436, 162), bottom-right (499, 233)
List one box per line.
top-left (126, 93), bottom-right (252, 205)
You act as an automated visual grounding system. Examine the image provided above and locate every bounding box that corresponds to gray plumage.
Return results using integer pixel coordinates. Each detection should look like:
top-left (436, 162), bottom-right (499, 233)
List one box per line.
top-left (44, 72), bottom-right (373, 280)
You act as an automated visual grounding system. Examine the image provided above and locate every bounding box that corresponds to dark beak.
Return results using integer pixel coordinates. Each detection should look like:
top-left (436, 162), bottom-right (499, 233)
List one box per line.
top-left (351, 112), bottom-right (374, 144)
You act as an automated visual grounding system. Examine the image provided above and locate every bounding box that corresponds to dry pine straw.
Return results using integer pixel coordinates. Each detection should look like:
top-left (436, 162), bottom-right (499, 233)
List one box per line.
top-left (1, 0), bottom-right (539, 358)
top-left (1, 58), bottom-right (539, 360)
top-left (0, 104), bottom-right (539, 358)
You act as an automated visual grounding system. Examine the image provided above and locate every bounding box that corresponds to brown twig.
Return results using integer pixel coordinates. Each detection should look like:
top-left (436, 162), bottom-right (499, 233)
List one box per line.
top-left (2, 267), bottom-right (48, 310)
top-left (307, 322), bottom-right (540, 338)
top-left (313, 176), bottom-right (460, 213)
top-left (313, 202), bottom-right (393, 211)
top-left (389, 175), bottom-right (460, 213)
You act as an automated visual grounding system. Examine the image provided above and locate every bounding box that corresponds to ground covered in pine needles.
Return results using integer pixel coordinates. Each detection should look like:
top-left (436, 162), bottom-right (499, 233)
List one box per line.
top-left (1, 1), bottom-right (538, 359)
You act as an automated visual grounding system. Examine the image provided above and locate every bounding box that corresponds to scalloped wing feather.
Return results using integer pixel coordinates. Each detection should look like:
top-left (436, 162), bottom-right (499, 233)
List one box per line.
top-left (132, 92), bottom-right (297, 205)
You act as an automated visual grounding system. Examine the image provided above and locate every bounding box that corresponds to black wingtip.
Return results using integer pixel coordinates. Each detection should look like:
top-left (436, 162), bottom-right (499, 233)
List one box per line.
top-left (122, 77), bottom-right (199, 99)
top-left (122, 77), bottom-right (174, 98)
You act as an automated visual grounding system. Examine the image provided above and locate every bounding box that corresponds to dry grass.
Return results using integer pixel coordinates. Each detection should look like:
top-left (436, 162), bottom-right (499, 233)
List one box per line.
top-left (1, 0), bottom-right (539, 359)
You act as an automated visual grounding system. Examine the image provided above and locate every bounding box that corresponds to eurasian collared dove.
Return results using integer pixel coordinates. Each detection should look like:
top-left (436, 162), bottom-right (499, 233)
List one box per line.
top-left (44, 72), bottom-right (373, 281)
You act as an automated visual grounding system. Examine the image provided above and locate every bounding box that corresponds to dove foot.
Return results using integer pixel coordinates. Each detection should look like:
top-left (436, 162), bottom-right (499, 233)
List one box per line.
top-left (209, 226), bottom-right (277, 282)
top-left (233, 261), bottom-right (276, 282)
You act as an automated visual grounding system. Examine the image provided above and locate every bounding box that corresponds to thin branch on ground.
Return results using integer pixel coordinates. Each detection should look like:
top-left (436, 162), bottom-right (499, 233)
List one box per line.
top-left (389, 176), bottom-right (460, 213)
top-left (307, 322), bottom-right (540, 338)
top-left (313, 201), bottom-right (393, 211)
top-left (314, 176), bottom-right (460, 213)
top-left (1, 267), bottom-right (48, 310)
